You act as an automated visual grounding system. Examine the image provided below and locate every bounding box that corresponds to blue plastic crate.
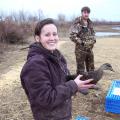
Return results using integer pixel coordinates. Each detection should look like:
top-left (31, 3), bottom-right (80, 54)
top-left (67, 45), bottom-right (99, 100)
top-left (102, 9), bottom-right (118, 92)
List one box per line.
top-left (75, 115), bottom-right (90, 120)
top-left (105, 80), bottom-right (120, 114)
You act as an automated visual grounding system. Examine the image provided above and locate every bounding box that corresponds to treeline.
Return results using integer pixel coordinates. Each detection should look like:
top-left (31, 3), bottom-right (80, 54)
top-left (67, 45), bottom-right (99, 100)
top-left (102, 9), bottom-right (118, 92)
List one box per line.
top-left (0, 11), bottom-right (120, 44)
top-left (94, 19), bottom-right (120, 25)
top-left (0, 10), bottom-right (45, 44)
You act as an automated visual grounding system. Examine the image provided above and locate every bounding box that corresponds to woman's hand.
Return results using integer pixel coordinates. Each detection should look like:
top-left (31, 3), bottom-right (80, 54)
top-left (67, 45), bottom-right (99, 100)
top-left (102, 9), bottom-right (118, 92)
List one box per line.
top-left (74, 74), bottom-right (95, 91)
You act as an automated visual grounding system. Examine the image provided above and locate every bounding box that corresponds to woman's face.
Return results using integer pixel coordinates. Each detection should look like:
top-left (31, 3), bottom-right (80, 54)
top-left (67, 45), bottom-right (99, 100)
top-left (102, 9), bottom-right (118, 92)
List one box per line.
top-left (37, 24), bottom-right (59, 51)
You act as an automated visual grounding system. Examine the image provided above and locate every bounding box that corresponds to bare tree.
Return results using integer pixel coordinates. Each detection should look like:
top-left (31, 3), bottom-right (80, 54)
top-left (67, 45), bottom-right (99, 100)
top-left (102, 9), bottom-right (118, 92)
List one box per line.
top-left (10, 11), bottom-right (19, 23)
top-left (57, 14), bottom-right (66, 22)
top-left (18, 10), bottom-right (27, 23)
top-left (37, 9), bottom-right (44, 21)
top-left (0, 11), bottom-right (5, 21)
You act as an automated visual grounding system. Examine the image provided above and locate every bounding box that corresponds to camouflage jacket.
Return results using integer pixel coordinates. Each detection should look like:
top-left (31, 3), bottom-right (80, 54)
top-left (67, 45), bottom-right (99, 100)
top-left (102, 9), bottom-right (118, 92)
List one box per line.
top-left (70, 17), bottom-right (96, 50)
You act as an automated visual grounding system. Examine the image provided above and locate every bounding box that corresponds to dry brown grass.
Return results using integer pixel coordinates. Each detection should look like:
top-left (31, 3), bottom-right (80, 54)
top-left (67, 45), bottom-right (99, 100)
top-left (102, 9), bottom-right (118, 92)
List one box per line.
top-left (0, 37), bottom-right (120, 120)
top-left (60, 37), bottom-right (120, 120)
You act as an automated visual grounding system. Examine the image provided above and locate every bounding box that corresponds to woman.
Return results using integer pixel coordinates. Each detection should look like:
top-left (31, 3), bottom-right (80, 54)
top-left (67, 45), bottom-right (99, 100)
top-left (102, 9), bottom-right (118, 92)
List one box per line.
top-left (20, 18), bottom-right (95, 120)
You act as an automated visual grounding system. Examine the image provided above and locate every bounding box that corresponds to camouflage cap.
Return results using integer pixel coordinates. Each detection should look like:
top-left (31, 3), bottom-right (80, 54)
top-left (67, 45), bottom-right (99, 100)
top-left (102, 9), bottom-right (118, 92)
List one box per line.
top-left (81, 6), bottom-right (90, 13)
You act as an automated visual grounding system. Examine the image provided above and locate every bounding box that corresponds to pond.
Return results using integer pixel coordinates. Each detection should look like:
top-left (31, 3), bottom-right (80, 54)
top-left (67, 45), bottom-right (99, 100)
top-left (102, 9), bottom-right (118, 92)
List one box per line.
top-left (96, 32), bottom-right (120, 37)
top-left (112, 26), bottom-right (120, 30)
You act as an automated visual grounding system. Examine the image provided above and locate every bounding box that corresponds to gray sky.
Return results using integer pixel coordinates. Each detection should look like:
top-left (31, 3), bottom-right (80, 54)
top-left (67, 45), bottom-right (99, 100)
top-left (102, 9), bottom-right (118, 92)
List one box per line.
top-left (0, 0), bottom-right (120, 21)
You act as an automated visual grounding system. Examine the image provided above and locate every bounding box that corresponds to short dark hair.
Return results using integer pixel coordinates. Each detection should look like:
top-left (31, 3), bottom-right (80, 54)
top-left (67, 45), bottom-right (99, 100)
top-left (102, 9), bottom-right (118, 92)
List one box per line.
top-left (81, 6), bottom-right (90, 13)
top-left (34, 18), bottom-right (57, 36)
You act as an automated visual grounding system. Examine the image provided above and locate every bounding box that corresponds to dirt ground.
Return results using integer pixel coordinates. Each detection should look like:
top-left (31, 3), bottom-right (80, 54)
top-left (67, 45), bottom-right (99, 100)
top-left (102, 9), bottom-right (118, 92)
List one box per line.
top-left (0, 37), bottom-right (120, 120)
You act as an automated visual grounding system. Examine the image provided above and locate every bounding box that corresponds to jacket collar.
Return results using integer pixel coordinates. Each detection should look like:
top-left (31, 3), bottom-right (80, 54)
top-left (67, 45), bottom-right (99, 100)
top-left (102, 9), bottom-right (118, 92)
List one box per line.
top-left (28, 42), bottom-right (62, 63)
top-left (79, 16), bottom-right (93, 28)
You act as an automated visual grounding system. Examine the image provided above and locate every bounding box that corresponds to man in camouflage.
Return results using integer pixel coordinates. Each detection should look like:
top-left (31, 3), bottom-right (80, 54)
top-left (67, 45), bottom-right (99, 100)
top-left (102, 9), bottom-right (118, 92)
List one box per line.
top-left (70, 6), bottom-right (96, 75)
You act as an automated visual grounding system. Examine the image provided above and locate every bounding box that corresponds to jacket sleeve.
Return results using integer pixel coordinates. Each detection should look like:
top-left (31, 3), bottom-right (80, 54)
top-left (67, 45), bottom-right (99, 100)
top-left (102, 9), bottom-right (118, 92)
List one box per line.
top-left (89, 22), bottom-right (96, 44)
top-left (20, 57), bottom-right (78, 109)
top-left (92, 28), bottom-right (96, 44)
top-left (69, 18), bottom-right (82, 44)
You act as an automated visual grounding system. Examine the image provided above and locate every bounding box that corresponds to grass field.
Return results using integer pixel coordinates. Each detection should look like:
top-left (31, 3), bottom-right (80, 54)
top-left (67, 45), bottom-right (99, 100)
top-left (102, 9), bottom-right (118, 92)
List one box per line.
top-left (0, 36), bottom-right (120, 120)
top-left (60, 37), bottom-right (120, 120)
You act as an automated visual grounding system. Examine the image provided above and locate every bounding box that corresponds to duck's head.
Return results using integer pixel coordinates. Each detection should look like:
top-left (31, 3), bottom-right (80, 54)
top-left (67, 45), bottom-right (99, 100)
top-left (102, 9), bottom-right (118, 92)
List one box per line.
top-left (100, 63), bottom-right (115, 72)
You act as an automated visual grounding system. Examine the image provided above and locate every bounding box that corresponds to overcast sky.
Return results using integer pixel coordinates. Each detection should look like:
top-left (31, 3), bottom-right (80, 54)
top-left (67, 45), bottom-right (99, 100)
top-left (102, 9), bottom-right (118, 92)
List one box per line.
top-left (0, 0), bottom-right (120, 21)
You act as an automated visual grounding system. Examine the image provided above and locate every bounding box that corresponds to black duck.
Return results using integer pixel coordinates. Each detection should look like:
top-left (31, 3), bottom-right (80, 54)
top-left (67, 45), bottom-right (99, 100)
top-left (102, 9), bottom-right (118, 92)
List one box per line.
top-left (66, 63), bottom-right (114, 84)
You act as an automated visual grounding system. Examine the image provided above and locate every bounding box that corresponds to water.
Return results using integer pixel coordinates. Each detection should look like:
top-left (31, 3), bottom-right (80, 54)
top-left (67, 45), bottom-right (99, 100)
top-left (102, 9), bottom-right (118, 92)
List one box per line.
top-left (96, 32), bottom-right (120, 37)
top-left (96, 26), bottom-right (120, 37)
top-left (112, 26), bottom-right (120, 30)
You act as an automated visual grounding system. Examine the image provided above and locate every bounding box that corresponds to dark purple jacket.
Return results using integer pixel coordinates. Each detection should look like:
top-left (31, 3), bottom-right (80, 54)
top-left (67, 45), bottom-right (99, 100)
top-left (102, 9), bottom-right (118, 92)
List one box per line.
top-left (20, 42), bottom-right (78, 120)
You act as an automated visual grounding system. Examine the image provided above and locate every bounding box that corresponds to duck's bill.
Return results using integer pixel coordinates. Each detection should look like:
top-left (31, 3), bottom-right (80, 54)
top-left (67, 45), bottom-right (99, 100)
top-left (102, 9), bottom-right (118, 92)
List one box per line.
top-left (111, 68), bottom-right (115, 72)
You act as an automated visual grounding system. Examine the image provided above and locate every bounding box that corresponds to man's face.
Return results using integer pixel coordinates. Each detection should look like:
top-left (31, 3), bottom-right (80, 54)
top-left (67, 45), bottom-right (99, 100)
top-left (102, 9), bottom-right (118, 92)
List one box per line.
top-left (82, 11), bottom-right (90, 20)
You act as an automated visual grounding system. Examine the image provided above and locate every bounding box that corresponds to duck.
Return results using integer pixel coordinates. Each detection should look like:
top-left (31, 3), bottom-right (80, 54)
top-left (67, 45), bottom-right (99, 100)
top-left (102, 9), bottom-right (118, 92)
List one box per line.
top-left (66, 63), bottom-right (114, 84)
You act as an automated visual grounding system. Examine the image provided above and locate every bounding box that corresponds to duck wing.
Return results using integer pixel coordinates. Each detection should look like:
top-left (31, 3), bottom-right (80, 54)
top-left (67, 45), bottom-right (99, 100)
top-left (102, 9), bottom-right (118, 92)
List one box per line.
top-left (66, 69), bottom-right (103, 84)
top-left (66, 74), bottom-right (77, 81)
top-left (82, 70), bottom-right (103, 84)
top-left (66, 72), bottom-right (92, 81)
